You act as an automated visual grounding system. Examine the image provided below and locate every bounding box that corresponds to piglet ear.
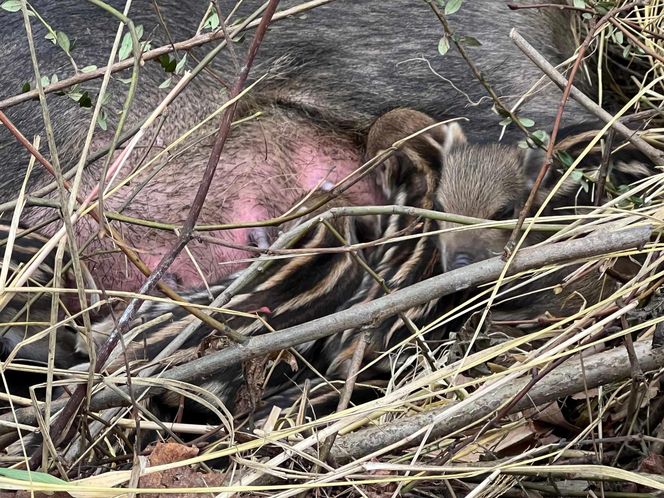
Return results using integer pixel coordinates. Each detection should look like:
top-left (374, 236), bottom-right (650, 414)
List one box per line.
top-left (367, 109), bottom-right (467, 197)
top-left (366, 109), bottom-right (465, 158)
top-left (426, 121), bottom-right (467, 157)
top-left (366, 108), bottom-right (436, 157)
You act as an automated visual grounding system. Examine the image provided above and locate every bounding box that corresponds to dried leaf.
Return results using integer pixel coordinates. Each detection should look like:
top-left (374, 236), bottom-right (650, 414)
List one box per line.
top-left (138, 442), bottom-right (225, 498)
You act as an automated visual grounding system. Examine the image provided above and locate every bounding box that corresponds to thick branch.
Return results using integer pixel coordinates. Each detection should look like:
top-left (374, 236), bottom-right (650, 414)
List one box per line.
top-left (330, 341), bottom-right (664, 463)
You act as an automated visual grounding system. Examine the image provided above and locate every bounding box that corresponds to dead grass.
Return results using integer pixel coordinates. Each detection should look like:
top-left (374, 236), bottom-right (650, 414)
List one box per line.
top-left (1, 1), bottom-right (664, 497)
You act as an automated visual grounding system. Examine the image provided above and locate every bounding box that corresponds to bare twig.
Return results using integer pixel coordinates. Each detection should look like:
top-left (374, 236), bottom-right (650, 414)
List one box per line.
top-left (0, 93), bottom-right (245, 344)
top-left (504, 1), bottom-right (653, 257)
top-left (507, 3), bottom-right (592, 14)
top-left (595, 128), bottom-right (616, 205)
top-left (426, 0), bottom-right (530, 137)
top-left (609, 17), bottom-right (664, 66)
top-left (504, 8), bottom-right (599, 257)
top-left (301, 330), bottom-right (370, 497)
top-left (619, 308), bottom-right (645, 438)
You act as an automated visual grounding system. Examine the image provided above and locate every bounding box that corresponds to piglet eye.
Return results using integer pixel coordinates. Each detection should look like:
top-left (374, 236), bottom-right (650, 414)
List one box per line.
top-left (494, 204), bottom-right (516, 221)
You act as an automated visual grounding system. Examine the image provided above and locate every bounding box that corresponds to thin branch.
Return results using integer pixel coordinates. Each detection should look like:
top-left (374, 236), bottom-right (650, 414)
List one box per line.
top-left (504, 7), bottom-right (600, 257)
top-left (609, 17), bottom-right (664, 66)
top-left (595, 128), bottom-right (616, 205)
top-left (425, 0), bottom-right (530, 137)
top-left (0, 93), bottom-right (245, 345)
top-left (507, 3), bottom-right (592, 13)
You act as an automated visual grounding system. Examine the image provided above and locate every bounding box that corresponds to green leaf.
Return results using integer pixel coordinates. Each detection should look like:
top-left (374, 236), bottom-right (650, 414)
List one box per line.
top-left (531, 129), bottom-right (549, 146)
top-left (175, 53), bottom-right (188, 74)
top-left (21, 81), bottom-right (30, 92)
top-left (97, 111), bottom-right (108, 131)
top-left (118, 25), bottom-right (144, 61)
top-left (0, 0), bottom-right (21, 12)
top-left (573, 0), bottom-right (587, 8)
top-left (56, 31), bottom-right (70, 54)
top-left (612, 29), bottom-right (623, 45)
top-left (596, 2), bottom-right (611, 15)
top-left (159, 77), bottom-right (172, 89)
top-left (622, 43), bottom-right (631, 58)
top-left (460, 35), bottom-right (481, 47)
top-left (570, 170), bottom-right (584, 182)
top-left (518, 117), bottom-right (535, 128)
top-left (45, 31), bottom-right (56, 44)
top-left (81, 65), bottom-right (98, 73)
top-left (0, 467), bottom-right (67, 485)
top-left (204, 11), bottom-right (220, 30)
top-left (438, 36), bottom-right (450, 56)
top-left (445, 0), bottom-right (463, 15)
top-left (499, 117), bottom-right (512, 126)
top-left (78, 91), bottom-right (92, 108)
top-left (40, 75), bottom-right (50, 87)
top-left (118, 31), bottom-right (132, 61)
top-left (557, 150), bottom-right (574, 168)
top-left (158, 54), bottom-right (177, 73)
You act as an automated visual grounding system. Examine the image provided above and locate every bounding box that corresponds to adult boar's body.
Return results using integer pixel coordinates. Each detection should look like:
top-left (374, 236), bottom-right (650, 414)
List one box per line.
top-left (0, 1), bottom-right (582, 291)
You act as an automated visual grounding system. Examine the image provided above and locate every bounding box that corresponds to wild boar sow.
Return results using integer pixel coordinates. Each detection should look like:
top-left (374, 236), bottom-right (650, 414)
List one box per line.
top-left (0, 1), bottom-right (583, 292)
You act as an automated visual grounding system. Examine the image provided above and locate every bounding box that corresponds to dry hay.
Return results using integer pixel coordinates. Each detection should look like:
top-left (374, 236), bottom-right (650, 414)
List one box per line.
top-left (1, 1), bottom-right (664, 497)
